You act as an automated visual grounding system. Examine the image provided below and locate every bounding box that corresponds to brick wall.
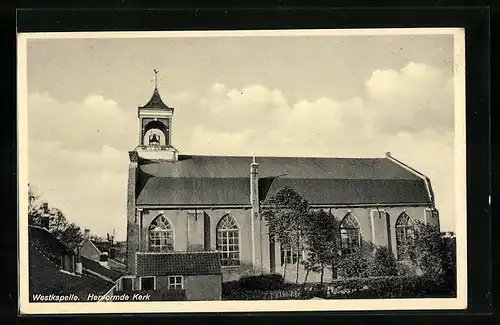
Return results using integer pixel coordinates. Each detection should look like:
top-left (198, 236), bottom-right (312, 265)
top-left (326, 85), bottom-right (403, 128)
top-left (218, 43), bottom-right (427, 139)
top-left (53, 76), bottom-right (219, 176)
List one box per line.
top-left (126, 157), bottom-right (138, 275)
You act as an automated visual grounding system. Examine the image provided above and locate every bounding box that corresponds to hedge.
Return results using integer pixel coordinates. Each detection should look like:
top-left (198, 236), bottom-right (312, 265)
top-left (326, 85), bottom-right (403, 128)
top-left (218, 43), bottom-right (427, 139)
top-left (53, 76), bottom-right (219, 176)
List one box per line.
top-left (222, 275), bottom-right (455, 300)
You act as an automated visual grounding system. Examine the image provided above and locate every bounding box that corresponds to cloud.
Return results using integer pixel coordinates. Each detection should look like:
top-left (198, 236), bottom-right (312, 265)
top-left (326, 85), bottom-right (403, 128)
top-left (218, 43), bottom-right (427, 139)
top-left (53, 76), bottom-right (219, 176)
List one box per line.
top-left (27, 93), bottom-right (133, 239)
top-left (185, 62), bottom-right (456, 231)
top-left (184, 125), bottom-right (252, 155)
top-left (26, 61), bottom-right (457, 239)
top-left (28, 92), bottom-right (137, 154)
top-left (365, 62), bottom-right (454, 134)
top-left (199, 84), bottom-right (290, 133)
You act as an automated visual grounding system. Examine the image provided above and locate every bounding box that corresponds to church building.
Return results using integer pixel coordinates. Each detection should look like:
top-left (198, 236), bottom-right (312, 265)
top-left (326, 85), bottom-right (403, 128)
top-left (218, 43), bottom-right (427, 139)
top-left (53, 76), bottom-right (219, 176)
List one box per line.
top-left (126, 82), bottom-right (440, 284)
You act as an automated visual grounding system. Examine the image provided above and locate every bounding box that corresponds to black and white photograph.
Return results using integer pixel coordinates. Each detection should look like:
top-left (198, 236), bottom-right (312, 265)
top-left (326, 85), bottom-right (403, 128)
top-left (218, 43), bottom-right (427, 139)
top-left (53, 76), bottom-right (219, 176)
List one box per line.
top-left (18, 28), bottom-right (466, 314)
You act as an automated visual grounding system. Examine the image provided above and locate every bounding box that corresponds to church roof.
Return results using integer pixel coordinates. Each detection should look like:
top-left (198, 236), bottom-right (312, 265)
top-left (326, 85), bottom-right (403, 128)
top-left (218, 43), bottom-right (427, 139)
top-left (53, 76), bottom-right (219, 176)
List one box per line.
top-left (139, 155), bottom-right (419, 179)
top-left (138, 87), bottom-right (173, 111)
top-left (135, 155), bottom-right (433, 206)
top-left (136, 252), bottom-right (222, 276)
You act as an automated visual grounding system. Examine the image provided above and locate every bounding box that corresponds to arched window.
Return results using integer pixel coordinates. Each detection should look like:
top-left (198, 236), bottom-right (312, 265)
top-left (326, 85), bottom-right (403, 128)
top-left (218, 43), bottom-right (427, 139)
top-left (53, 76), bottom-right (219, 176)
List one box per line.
top-left (340, 213), bottom-right (361, 255)
top-left (395, 212), bottom-right (415, 260)
top-left (216, 215), bottom-right (240, 266)
top-left (142, 119), bottom-right (170, 146)
top-left (149, 214), bottom-right (174, 252)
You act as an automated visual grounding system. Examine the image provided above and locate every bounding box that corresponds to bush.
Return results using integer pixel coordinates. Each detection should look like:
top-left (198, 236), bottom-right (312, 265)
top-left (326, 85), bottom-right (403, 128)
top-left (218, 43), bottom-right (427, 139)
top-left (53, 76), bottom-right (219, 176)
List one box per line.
top-left (337, 249), bottom-right (371, 278)
top-left (396, 261), bottom-right (418, 276)
top-left (321, 276), bottom-right (455, 299)
top-left (221, 275), bottom-right (455, 300)
top-left (238, 274), bottom-right (285, 291)
top-left (414, 221), bottom-right (445, 281)
top-left (370, 247), bottom-right (397, 276)
top-left (440, 236), bottom-right (457, 295)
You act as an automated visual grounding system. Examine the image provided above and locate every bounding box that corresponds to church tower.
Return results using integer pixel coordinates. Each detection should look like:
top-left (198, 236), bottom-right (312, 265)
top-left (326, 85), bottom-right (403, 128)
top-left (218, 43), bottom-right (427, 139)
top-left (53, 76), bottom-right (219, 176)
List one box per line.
top-left (135, 69), bottom-right (178, 161)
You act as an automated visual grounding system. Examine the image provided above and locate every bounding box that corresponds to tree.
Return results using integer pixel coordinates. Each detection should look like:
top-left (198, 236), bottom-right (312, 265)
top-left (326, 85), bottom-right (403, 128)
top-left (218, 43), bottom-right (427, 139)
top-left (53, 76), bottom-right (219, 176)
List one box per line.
top-left (28, 184), bottom-right (83, 249)
top-left (412, 221), bottom-right (445, 281)
top-left (90, 234), bottom-right (107, 243)
top-left (302, 210), bottom-right (339, 283)
top-left (49, 208), bottom-right (83, 249)
top-left (440, 234), bottom-right (457, 294)
top-left (28, 184), bottom-right (49, 227)
top-left (262, 186), bottom-right (309, 283)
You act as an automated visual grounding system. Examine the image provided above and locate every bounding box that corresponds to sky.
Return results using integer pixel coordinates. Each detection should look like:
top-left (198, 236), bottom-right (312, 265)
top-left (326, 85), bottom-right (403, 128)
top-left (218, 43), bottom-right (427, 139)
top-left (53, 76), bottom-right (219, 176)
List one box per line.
top-left (25, 31), bottom-right (458, 241)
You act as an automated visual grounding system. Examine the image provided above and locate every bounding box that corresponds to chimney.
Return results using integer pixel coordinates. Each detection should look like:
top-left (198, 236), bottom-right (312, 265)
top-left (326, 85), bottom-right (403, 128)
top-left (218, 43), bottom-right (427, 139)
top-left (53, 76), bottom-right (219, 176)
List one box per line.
top-left (385, 151), bottom-right (392, 157)
top-left (250, 155), bottom-right (259, 212)
top-left (250, 155), bottom-right (262, 273)
top-left (40, 216), bottom-right (50, 230)
top-left (40, 202), bottom-right (50, 230)
top-left (99, 252), bottom-right (109, 268)
top-left (75, 244), bottom-right (83, 275)
top-left (84, 229), bottom-right (90, 240)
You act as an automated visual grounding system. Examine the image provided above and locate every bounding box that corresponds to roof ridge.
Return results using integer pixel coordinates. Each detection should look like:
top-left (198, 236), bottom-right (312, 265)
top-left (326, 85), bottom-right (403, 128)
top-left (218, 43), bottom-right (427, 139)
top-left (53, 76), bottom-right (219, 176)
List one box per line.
top-left (30, 225), bottom-right (75, 252)
top-left (136, 251), bottom-right (218, 255)
top-left (385, 155), bottom-right (434, 203)
top-left (28, 224), bottom-right (50, 232)
top-left (30, 241), bottom-right (62, 269)
top-left (178, 154), bottom-right (385, 160)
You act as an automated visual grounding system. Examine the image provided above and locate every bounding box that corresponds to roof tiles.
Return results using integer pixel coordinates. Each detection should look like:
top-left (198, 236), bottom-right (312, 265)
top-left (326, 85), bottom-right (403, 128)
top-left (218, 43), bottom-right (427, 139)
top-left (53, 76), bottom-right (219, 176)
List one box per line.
top-left (135, 155), bottom-right (431, 206)
top-left (139, 88), bottom-right (173, 111)
top-left (136, 252), bottom-right (222, 276)
top-left (28, 232), bottom-right (114, 301)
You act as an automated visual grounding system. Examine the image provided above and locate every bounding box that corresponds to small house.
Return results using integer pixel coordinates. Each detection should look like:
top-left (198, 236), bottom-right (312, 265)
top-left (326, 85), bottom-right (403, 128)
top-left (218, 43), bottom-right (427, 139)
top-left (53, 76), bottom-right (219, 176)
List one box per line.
top-left (79, 229), bottom-right (126, 273)
top-left (117, 251), bottom-right (222, 301)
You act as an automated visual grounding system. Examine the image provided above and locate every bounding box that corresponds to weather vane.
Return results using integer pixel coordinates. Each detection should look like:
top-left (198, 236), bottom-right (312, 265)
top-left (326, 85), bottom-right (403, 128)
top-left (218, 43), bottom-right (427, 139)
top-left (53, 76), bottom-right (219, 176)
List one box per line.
top-left (153, 69), bottom-right (159, 88)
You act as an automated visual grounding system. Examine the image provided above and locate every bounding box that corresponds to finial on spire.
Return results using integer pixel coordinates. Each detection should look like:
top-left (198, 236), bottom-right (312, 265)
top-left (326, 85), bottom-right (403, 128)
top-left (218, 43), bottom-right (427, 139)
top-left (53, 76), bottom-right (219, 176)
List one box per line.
top-left (153, 69), bottom-right (159, 89)
top-left (251, 153), bottom-right (258, 166)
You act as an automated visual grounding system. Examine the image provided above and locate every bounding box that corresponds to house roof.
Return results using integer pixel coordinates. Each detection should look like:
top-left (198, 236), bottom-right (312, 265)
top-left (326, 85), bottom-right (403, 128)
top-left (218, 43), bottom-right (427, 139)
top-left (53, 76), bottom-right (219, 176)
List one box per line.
top-left (107, 259), bottom-right (127, 273)
top-left (28, 226), bottom-right (74, 265)
top-left (139, 87), bottom-right (173, 111)
top-left (28, 228), bottom-right (114, 300)
top-left (90, 240), bottom-right (120, 255)
top-left (81, 257), bottom-right (124, 281)
top-left (79, 239), bottom-right (127, 271)
top-left (136, 252), bottom-right (222, 276)
top-left (135, 155), bottom-right (431, 206)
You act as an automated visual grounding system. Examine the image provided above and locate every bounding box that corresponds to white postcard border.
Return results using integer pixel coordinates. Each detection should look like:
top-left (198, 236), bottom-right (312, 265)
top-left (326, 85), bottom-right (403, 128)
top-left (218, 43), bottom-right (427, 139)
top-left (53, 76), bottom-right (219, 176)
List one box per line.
top-left (17, 28), bottom-right (467, 314)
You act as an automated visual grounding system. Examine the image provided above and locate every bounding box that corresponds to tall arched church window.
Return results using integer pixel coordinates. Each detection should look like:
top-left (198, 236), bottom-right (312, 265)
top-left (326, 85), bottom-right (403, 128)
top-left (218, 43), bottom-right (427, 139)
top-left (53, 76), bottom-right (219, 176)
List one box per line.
top-left (149, 214), bottom-right (174, 252)
top-left (395, 212), bottom-right (415, 260)
top-left (216, 215), bottom-right (240, 266)
top-left (340, 213), bottom-right (361, 255)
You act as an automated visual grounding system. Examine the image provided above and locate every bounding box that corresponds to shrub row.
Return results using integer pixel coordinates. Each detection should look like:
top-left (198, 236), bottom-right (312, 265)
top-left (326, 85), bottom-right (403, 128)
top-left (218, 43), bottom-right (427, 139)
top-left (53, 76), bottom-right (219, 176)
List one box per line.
top-left (222, 274), bottom-right (455, 300)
